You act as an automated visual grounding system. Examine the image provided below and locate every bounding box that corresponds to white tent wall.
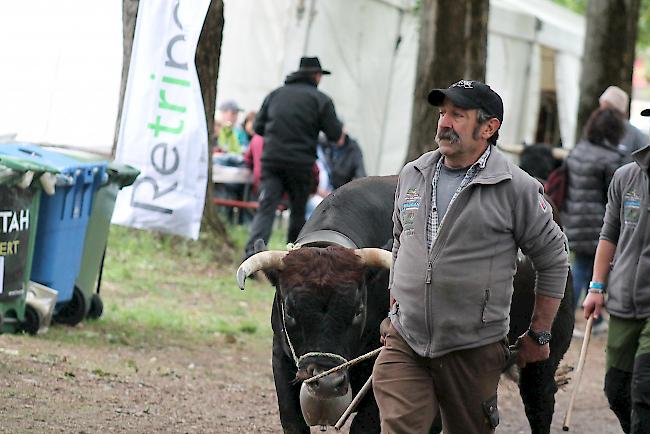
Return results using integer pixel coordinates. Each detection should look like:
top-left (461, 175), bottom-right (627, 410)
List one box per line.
top-left (216, 0), bottom-right (296, 116)
top-left (216, 0), bottom-right (419, 175)
top-left (298, 0), bottom-right (419, 175)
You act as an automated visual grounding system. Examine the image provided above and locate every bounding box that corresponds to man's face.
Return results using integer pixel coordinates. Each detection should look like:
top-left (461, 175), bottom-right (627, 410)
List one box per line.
top-left (435, 99), bottom-right (484, 164)
top-left (221, 109), bottom-right (239, 126)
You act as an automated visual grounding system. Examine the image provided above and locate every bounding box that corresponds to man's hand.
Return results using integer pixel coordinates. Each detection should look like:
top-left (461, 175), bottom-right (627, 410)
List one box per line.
top-left (583, 292), bottom-right (605, 320)
top-left (379, 317), bottom-right (391, 345)
top-left (514, 333), bottom-right (550, 368)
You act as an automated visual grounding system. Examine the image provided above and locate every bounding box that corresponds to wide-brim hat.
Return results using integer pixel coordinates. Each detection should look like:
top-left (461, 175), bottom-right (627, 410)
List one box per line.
top-left (298, 56), bottom-right (331, 75)
top-left (427, 80), bottom-right (503, 122)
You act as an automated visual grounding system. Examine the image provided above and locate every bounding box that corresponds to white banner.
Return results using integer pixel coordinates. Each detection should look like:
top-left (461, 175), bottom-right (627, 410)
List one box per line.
top-left (112, 0), bottom-right (210, 239)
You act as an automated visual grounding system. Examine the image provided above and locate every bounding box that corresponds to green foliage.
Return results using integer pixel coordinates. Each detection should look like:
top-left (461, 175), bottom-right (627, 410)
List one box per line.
top-left (552, 0), bottom-right (650, 49)
top-left (551, 0), bottom-right (587, 14)
top-left (639, 0), bottom-right (650, 49)
top-left (42, 223), bottom-right (290, 348)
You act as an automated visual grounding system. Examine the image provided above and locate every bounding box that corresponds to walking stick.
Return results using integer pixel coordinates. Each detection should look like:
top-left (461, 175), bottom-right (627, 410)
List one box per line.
top-left (562, 315), bottom-right (594, 431)
top-left (334, 375), bottom-right (374, 430)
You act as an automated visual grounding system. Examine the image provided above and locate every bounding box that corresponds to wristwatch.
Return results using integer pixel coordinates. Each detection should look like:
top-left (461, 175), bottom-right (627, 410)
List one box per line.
top-left (527, 328), bottom-right (552, 345)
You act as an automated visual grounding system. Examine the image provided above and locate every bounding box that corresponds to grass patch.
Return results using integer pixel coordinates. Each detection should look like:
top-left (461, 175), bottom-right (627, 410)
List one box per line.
top-left (40, 220), bottom-right (289, 349)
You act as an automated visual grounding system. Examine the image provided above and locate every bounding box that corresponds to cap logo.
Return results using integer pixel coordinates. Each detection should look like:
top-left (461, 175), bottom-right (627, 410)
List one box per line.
top-left (452, 80), bottom-right (474, 89)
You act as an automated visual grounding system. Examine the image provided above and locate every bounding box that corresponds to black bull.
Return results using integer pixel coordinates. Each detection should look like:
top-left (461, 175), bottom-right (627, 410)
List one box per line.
top-left (239, 175), bottom-right (574, 434)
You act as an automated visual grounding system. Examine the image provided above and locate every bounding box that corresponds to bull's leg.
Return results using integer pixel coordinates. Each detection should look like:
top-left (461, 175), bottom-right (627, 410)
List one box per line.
top-left (348, 362), bottom-right (380, 433)
top-left (518, 360), bottom-right (558, 434)
top-left (272, 335), bottom-right (309, 434)
top-left (349, 388), bottom-right (380, 433)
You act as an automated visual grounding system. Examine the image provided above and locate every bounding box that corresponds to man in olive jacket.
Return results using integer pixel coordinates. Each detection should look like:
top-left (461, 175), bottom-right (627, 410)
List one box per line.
top-left (584, 109), bottom-right (650, 433)
top-left (242, 57), bottom-right (343, 260)
top-left (372, 80), bottom-right (569, 434)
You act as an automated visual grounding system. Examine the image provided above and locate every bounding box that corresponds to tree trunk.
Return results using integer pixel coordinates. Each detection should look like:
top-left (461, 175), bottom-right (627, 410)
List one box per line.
top-left (195, 0), bottom-right (229, 240)
top-left (576, 0), bottom-right (641, 141)
top-left (404, 0), bottom-right (488, 164)
top-left (113, 0), bottom-right (139, 157)
top-left (465, 0), bottom-right (489, 81)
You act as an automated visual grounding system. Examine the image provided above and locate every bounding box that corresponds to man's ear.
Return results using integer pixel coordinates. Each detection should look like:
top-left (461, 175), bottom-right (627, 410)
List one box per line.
top-left (481, 118), bottom-right (501, 140)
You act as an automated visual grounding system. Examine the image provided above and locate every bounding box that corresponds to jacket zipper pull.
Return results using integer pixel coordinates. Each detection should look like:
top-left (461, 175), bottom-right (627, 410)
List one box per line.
top-left (426, 262), bottom-right (432, 284)
top-left (481, 289), bottom-right (490, 323)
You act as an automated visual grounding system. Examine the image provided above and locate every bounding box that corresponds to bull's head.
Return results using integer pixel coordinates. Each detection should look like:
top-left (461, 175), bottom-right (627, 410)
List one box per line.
top-left (237, 245), bottom-right (391, 426)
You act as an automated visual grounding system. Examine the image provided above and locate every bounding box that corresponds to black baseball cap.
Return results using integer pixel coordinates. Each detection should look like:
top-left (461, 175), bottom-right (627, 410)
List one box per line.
top-left (641, 108), bottom-right (650, 117)
top-left (427, 80), bottom-right (504, 122)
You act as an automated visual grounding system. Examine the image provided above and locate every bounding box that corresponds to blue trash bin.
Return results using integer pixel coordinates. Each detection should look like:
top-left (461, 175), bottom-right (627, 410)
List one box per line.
top-left (0, 143), bottom-right (107, 324)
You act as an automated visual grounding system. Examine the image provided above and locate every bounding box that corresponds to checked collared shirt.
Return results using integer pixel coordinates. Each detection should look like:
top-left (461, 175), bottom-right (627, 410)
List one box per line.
top-left (426, 145), bottom-right (492, 252)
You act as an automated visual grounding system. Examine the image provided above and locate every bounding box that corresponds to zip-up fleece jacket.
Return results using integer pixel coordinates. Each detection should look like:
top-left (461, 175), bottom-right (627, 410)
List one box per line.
top-left (600, 145), bottom-right (650, 319)
top-left (389, 147), bottom-right (569, 358)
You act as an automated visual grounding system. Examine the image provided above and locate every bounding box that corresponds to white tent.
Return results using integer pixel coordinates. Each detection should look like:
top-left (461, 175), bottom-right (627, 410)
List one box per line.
top-left (217, 0), bottom-right (585, 174)
top-left (0, 0), bottom-right (584, 173)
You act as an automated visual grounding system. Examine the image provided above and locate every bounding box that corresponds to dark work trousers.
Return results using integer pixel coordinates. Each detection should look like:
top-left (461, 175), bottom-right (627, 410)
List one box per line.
top-left (372, 321), bottom-right (507, 434)
top-left (243, 164), bottom-right (312, 259)
top-left (604, 315), bottom-right (650, 433)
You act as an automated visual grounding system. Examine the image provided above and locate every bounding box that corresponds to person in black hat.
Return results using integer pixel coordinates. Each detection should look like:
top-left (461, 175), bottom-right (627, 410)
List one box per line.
top-left (242, 56), bottom-right (343, 260)
top-left (582, 108), bottom-right (650, 433)
top-left (372, 80), bottom-right (569, 433)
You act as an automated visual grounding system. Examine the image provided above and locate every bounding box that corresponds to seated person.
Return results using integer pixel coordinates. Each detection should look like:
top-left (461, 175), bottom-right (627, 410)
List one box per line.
top-left (319, 130), bottom-right (366, 189)
top-left (216, 99), bottom-right (249, 153)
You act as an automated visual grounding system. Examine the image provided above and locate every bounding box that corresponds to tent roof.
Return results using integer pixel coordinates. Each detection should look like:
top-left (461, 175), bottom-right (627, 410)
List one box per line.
top-left (491, 0), bottom-right (585, 56)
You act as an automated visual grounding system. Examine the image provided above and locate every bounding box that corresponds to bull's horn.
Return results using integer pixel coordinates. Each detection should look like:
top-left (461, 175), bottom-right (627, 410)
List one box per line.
top-left (354, 248), bottom-right (392, 269)
top-left (236, 251), bottom-right (288, 290)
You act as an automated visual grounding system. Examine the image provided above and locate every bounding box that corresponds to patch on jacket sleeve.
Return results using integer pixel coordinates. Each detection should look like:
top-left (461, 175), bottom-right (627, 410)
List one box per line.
top-left (538, 193), bottom-right (550, 213)
top-left (400, 188), bottom-right (421, 236)
top-left (623, 190), bottom-right (641, 226)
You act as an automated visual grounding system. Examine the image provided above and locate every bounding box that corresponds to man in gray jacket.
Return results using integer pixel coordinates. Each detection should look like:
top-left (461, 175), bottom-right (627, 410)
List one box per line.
top-left (583, 108), bottom-right (650, 433)
top-left (372, 80), bottom-right (569, 433)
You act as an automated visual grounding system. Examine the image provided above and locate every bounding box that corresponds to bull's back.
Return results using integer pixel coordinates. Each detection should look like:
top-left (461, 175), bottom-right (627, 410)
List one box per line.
top-left (300, 176), bottom-right (397, 248)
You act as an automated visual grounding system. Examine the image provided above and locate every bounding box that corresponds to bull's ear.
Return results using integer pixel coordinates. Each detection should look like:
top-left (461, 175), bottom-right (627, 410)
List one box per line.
top-left (254, 238), bottom-right (267, 253)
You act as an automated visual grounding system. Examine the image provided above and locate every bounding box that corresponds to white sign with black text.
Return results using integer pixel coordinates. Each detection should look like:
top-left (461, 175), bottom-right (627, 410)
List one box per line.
top-left (112, 0), bottom-right (210, 239)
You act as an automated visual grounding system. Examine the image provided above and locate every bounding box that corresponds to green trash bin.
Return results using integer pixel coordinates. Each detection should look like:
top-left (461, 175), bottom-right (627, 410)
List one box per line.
top-left (71, 161), bottom-right (140, 321)
top-left (0, 155), bottom-right (59, 334)
top-left (41, 145), bottom-right (141, 323)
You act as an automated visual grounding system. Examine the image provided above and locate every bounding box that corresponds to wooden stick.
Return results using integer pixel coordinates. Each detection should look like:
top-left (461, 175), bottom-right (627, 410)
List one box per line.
top-left (562, 315), bottom-right (594, 431)
top-left (334, 375), bottom-right (374, 430)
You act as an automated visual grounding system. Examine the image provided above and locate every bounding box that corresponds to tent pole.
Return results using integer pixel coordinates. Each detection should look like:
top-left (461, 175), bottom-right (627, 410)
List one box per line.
top-left (374, 10), bottom-right (403, 174)
top-left (302, 0), bottom-right (316, 54)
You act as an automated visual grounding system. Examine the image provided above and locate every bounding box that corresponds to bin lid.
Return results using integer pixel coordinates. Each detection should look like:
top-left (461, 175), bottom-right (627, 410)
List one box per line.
top-left (107, 162), bottom-right (141, 187)
top-left (35, 145), bottom-right (140, 188)
top-left (0, 142), bottom-right (106, 175)
top-left (0, 153), bottom-right (59, 174)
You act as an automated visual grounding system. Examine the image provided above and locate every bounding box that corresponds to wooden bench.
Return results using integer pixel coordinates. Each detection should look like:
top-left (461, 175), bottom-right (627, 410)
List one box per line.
top-left (212, 197), bottom-right (260, 209)
top-left (212, 197), bottom-right (288, 212)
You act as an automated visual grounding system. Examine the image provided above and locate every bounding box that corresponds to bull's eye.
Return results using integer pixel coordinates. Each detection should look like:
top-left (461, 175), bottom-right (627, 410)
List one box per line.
top-left (284, 312), bottom-right (297, 328)
top-left (352, 305), bottom-right (365, 325)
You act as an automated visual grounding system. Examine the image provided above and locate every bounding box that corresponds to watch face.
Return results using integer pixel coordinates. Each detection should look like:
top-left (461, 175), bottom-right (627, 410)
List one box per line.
top-left (528, 329), bottom-right (551, 345)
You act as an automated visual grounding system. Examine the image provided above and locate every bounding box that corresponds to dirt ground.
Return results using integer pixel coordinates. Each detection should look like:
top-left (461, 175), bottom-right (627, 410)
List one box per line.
top-left (0, 315), bottom-right (623, 434)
